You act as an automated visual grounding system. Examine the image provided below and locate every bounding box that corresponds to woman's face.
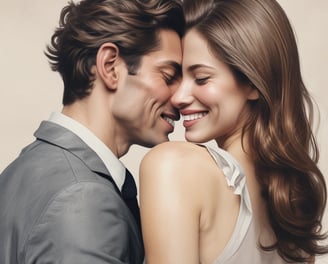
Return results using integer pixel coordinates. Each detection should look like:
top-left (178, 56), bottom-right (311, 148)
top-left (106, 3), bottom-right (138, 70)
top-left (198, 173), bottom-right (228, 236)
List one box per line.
top-left (171, 30), bottom-right (258, 146)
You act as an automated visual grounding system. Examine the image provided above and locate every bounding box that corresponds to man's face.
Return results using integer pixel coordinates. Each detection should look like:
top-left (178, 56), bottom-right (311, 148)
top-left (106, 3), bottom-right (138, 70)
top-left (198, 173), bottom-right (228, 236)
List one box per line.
top-left (112, 29), bottom-right (182, 147)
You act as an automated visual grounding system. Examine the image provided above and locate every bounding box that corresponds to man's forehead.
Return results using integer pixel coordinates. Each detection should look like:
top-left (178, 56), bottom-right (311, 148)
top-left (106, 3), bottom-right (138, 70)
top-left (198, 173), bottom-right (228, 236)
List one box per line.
top-left (148, 29), bottom-right (182, 59)
top-left (156, 61), bottom-right (181, 71)
top-left (158, 29), bottom-right (182, 50)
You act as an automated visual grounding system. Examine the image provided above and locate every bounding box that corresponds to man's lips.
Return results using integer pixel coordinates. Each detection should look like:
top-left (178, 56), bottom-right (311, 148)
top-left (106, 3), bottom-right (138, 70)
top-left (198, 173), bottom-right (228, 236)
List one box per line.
top-left (162, 115), bottom-right (175, 127)
top-left (161, 113), bottom-right (179, 128)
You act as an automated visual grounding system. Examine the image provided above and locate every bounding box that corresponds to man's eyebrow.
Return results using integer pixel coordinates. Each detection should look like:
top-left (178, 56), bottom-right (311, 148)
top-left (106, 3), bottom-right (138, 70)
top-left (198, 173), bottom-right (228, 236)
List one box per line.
top-left (157, 61), bottom-right (182, 77)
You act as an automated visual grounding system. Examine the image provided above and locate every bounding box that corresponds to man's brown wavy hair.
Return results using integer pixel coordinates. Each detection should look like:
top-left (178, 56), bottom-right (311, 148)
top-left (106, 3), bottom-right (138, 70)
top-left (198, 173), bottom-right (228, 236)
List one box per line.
top-left (45, 0), bottom-right (185, 105)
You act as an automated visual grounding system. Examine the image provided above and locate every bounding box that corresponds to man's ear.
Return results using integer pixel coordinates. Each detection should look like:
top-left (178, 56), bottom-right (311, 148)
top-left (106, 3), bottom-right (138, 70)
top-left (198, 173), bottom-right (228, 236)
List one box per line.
top-left (96, 43), bottom-right (121, 91)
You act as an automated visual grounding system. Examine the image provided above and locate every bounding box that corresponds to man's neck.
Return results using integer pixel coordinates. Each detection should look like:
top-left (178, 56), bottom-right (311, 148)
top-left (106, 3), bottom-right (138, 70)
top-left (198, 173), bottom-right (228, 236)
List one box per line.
top-left (62, 102), bottom-right (130, 158)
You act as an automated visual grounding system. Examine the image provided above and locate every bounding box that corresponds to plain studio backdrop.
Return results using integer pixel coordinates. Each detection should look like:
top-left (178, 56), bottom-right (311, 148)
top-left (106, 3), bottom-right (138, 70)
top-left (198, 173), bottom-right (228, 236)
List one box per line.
top-left (0, 1), bottom-right (327, 262)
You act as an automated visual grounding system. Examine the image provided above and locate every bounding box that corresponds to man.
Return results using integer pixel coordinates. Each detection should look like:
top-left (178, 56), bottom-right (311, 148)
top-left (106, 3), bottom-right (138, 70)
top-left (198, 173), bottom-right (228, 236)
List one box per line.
top-left (0, 0), bottom-right (184, 263)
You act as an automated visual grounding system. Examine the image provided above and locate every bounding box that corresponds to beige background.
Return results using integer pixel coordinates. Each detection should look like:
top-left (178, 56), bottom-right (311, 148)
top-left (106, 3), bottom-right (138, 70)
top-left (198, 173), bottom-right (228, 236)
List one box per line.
top-left (1, 1), bottom-right (327, 262)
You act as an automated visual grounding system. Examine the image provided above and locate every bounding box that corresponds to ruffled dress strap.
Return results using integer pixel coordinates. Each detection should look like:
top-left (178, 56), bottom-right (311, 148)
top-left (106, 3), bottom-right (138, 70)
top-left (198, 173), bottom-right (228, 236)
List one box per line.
top-left (202, 144), bottom-right (253, 263)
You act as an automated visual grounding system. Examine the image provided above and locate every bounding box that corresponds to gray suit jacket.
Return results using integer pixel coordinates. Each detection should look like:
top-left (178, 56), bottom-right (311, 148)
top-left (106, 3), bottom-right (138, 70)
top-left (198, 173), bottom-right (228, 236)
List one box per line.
top-left (0, 121), bottom-right (144, 264)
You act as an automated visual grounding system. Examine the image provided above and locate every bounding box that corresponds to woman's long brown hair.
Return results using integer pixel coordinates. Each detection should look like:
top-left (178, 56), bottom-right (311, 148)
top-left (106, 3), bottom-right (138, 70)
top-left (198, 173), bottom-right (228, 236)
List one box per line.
top-left (183, 0), bottom-right (328, 262)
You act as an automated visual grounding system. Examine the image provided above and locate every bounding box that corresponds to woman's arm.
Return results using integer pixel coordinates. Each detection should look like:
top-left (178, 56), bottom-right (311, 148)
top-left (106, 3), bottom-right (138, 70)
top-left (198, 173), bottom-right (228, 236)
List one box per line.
top-left (139, 142), bottom-right (212, 264)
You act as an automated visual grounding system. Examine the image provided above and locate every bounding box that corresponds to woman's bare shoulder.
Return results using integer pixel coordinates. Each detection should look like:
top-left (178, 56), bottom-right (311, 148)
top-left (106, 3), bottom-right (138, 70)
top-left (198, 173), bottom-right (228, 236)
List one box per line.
top-left (141, 141), bottom-right (212, 167)
top-left (140, 141), bottom-right (223, 191)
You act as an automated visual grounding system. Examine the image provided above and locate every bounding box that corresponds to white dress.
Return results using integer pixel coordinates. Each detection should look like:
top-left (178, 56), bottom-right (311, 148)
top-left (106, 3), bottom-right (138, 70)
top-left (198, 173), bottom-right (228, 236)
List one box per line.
top-left (204, 144), bottom-right (288, 264)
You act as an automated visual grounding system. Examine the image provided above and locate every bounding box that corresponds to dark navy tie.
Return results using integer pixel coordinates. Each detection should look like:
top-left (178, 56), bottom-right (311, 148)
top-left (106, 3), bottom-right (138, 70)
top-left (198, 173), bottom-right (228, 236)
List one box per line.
top-left (121, 169), bottom-right (141, 231)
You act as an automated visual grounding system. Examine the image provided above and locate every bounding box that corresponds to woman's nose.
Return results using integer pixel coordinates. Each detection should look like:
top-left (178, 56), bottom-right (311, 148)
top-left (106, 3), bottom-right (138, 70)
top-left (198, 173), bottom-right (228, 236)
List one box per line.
top-left (170, 80), bottom-right (193, 109)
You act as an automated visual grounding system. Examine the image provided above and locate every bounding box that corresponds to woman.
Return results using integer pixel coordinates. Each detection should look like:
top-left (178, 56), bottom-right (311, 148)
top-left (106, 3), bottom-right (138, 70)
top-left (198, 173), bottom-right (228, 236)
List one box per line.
top-left (139, 0), bottom-right (327, 263)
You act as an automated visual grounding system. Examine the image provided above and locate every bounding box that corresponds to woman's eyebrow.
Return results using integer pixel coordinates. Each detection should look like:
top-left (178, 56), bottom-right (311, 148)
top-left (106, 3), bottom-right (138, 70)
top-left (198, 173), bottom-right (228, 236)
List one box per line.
top-left (187, 64), bottom-right (214, 72)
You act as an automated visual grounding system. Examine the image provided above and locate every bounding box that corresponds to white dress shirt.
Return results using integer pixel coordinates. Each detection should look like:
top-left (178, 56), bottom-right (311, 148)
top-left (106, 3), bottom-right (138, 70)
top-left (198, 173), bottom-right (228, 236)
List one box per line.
top-left (48, 112), bottom-right (125, 191)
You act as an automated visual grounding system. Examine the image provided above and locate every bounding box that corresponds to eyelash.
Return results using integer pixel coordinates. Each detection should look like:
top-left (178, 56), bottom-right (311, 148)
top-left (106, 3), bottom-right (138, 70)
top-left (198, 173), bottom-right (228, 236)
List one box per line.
top-left (163, 73), bottom-right (179, 85)
top-left (195, 77), bottom-right (210, 85)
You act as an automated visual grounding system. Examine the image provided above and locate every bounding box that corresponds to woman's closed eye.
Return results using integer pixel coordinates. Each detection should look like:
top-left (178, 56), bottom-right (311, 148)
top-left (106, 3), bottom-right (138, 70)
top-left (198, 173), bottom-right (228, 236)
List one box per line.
top-left (195, 76), bottom-right (210, 85)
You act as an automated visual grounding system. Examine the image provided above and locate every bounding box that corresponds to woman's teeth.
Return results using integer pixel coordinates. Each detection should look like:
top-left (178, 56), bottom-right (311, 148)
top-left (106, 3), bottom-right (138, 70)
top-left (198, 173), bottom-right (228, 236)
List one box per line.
top-left (182, 112), bottom-right (207, 121)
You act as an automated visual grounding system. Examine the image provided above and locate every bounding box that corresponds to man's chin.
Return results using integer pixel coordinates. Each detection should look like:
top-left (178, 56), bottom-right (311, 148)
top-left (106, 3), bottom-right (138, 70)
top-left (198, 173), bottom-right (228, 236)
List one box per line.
top-left (148, 136), bottom-right (170, 148)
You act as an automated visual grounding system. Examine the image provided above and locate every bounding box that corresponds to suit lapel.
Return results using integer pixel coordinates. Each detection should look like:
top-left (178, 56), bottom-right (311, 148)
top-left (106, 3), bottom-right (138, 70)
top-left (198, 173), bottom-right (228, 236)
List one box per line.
top-left (34, 121), bottom-right (112, 179)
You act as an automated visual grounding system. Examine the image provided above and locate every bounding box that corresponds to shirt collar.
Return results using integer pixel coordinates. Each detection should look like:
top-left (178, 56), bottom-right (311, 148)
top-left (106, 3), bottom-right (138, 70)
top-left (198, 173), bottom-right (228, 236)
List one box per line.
top-left (48, 112), bottom-right (125, 191)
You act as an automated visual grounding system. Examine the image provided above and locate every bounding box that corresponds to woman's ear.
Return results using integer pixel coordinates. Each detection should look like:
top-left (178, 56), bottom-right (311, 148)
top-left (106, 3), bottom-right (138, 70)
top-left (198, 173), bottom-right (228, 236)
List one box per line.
top-left (247, 85), bottom-right (259, 100)
top-left (96, 43), bottom-right (121, 91)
